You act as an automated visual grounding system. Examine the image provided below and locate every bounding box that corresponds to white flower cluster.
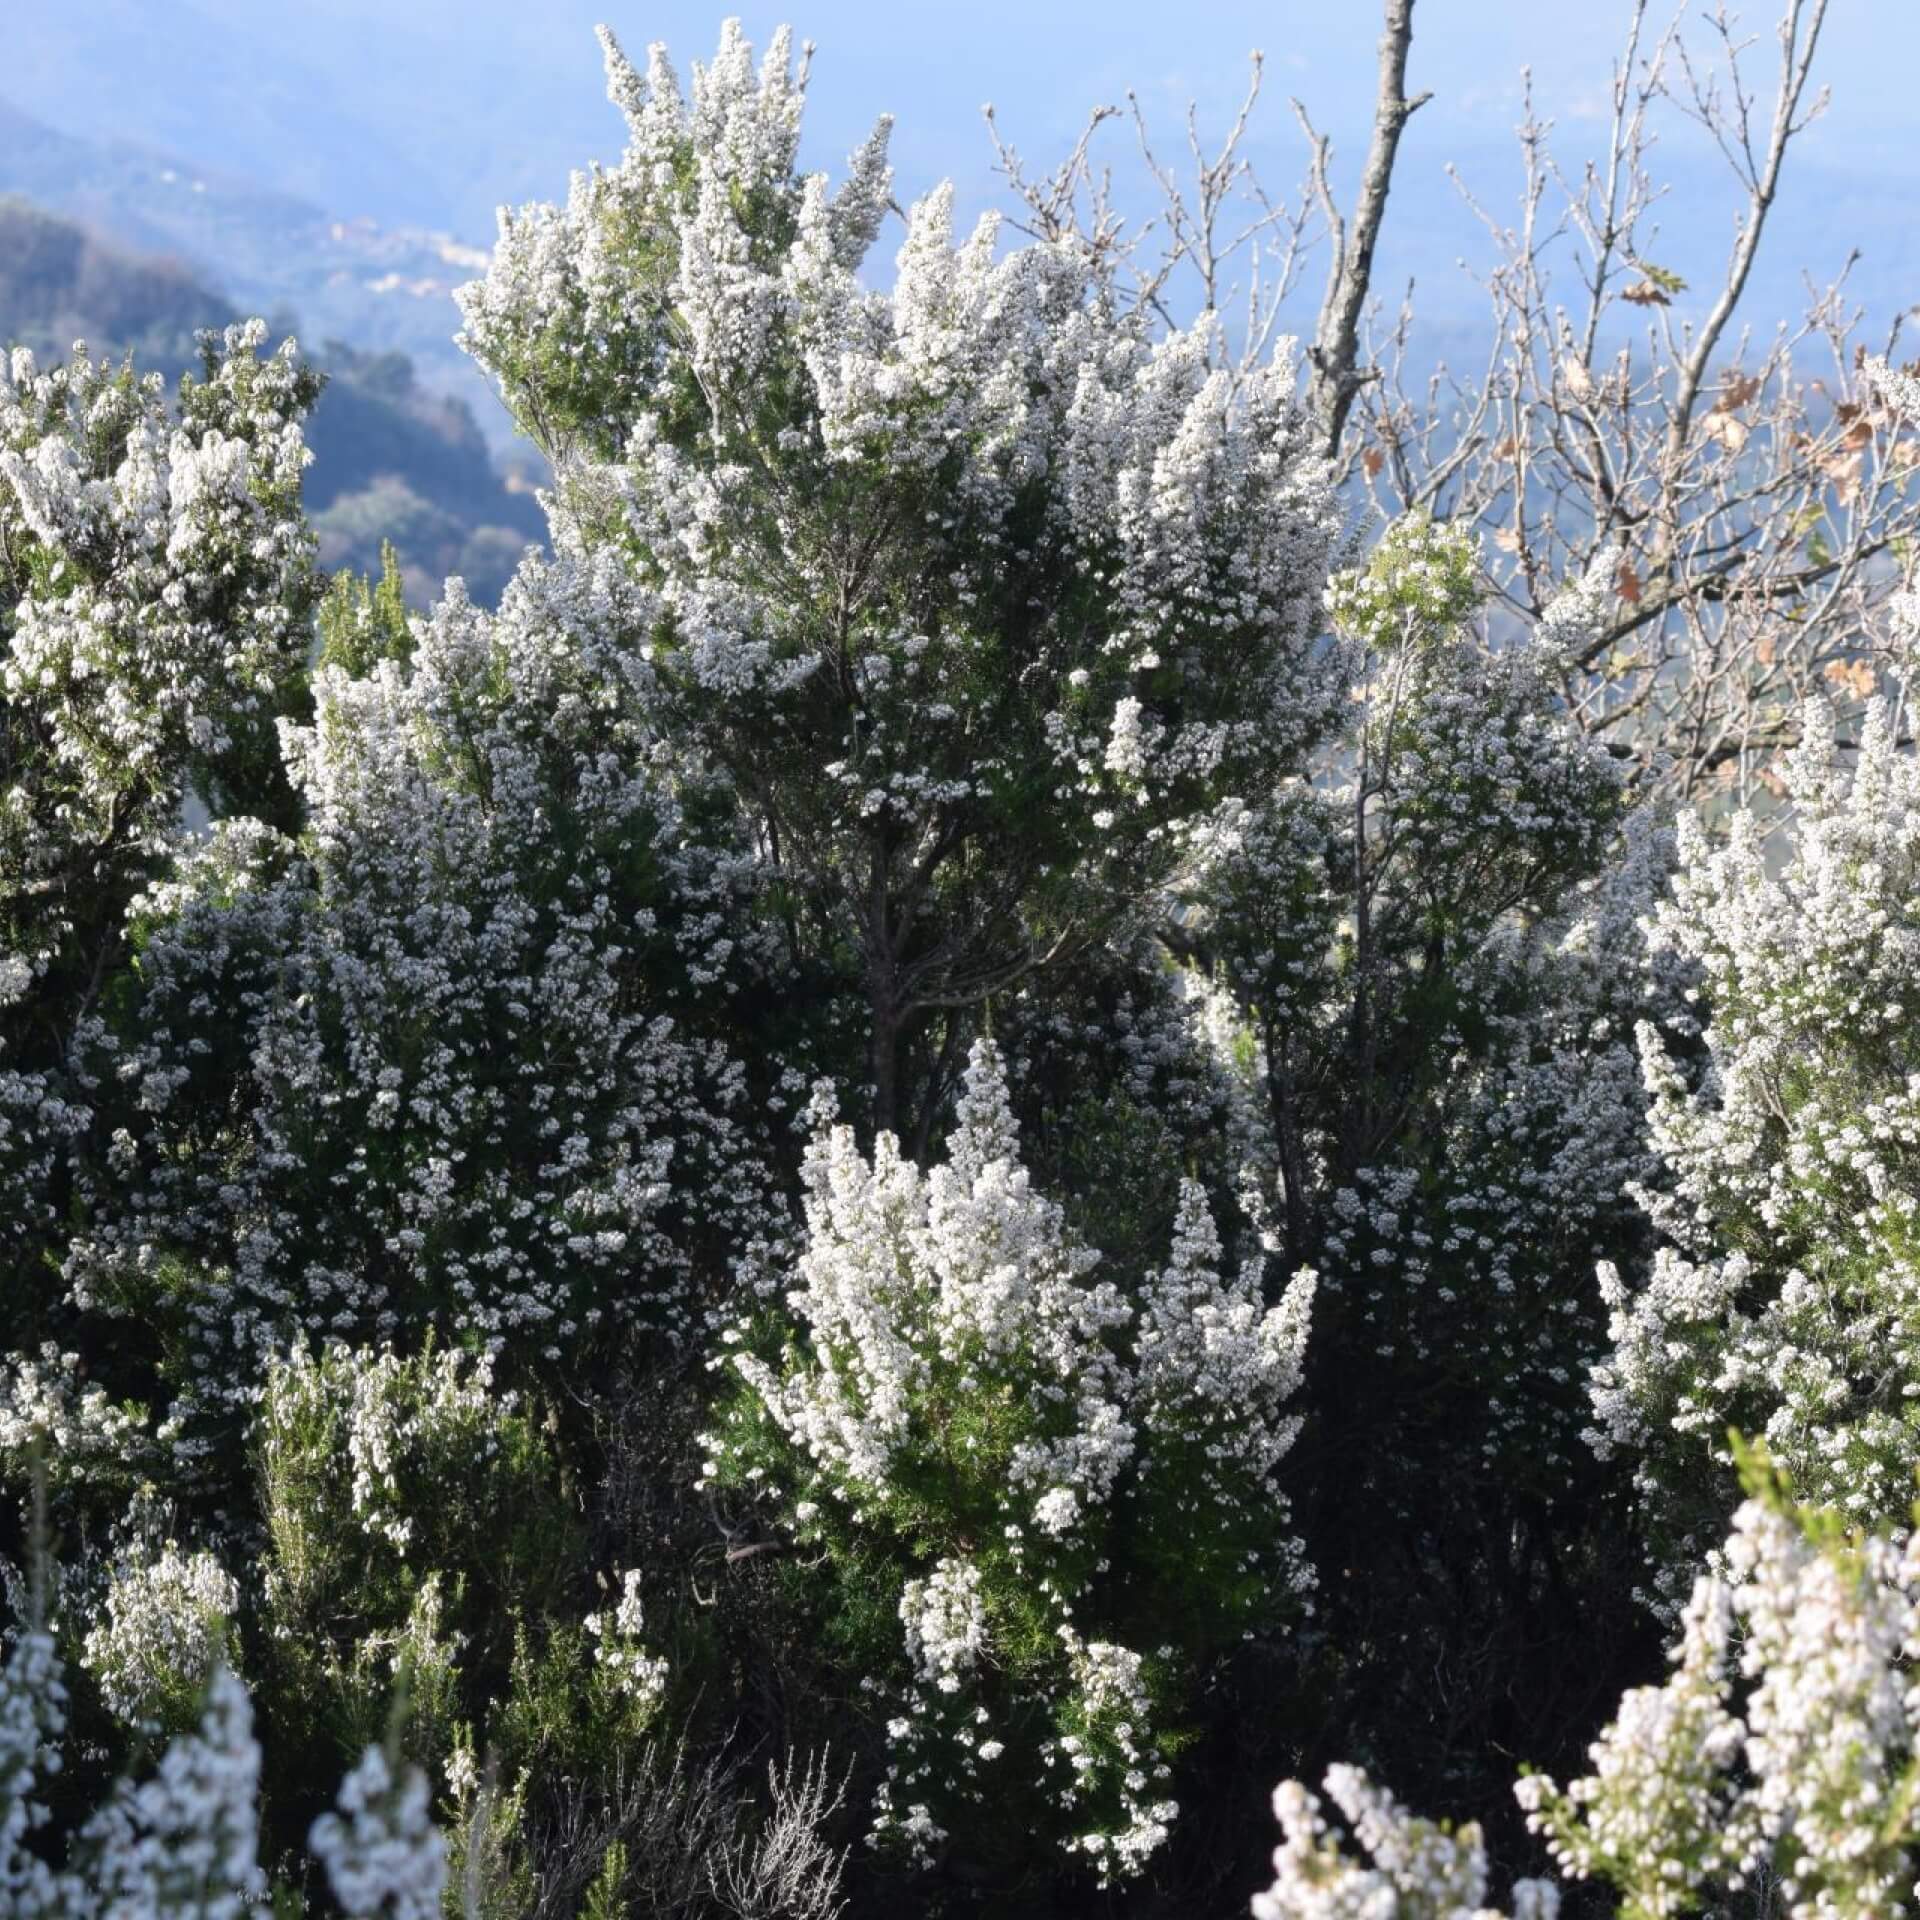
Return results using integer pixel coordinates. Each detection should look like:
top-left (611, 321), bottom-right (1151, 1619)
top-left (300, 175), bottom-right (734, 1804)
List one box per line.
top-left (0, 325), bottom-right (313, 894)
top-left (724, 1042), bottom-right (1132, 1517)
top-left (900, 1558), bottom-right (986, 1697)
top-left (1589, 693), bottom-right (1920, 1563)
top-left (1, 326), bottom-right (316, 1296)
top-left (81, 1665), bottom-right (265, 1920)
top-left (1133, 1179), bottom-right (1312, 1501)
top-left (0, 1344), bottom-right (148, 1489)
top-left (1252, 1478), bottom-right (1920, 1920)
top-left (264, 1342), bottom-right (505, 1556)
top-left (309, 1742), bottom-right (448, 1920)
top-left (711, 1038), bottom-right (1314, 1874)
top-left (1864, 354), bottom-right (1920, 422)
top-left (457, 19), bottom-right (1339, 1096)
top-left (1322, 512), bottom-right (1483, 649)
top-left (75, 547), bottom-right (780, 1418)
top-left (0, 1624), bottom-right (66, 1917)
top-left (1044, 1632), bottom-right (1179, 1884)
top-left (80, 1541), bottom-right (237, 1732)
top-left (584, 1569), bottom-right (669, 1715)
top-left (1520, 1487), bottom-right (1920, 1920)
top-left (1254, 1764), bottom-right (1558, 1920)
top-left (873, 1557), bottom-right (992, 1867)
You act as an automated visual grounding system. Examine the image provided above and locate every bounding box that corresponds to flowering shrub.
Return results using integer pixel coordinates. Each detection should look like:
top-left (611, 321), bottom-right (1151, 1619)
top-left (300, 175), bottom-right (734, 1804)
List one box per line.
top-left (457, 20), bottom-right (1339, 1140)
top-left (1199, 515), bottom-right (1657, 1811)
top-left (259, 1342), bottom-right (525, 1566)
top-left (0, 324), bottom-right (319, 1331)
top-left (0, 1343), bottom-right (149, 1492)
top-left (0, 324), bottom-right (317, 965)
top-left (74, 1664), bottom-right (268, 1920)
top-left (310, 1740), bottom-right (448, 1920)
top-left (1590, 688), bottom-right (1920, 1587)
top-left (1521, 1458), bottom-right (1920, 1920)
top-left (582, 1569), bottom-right (669, 1717)
top-left (1260, 1460), bottom-right (1920, 1920)
top-left (71, 549), bottom-right (779, 1419)
top-left (11, 14), bottom-right (1920, 1918)
top-left (0, 1593), bottom-right (447, 1920)
top-left (80, 1541), bottom-right (238, 1735)
top-left (1253, 1765), bottom-right (1560, 1920)
top-left (705, 1038), bottom-right (1312, 1878)
top-left (1206, 519), bottom-right (1638, 1433)
top-left (0, 1593), bottom-right (69, 1916)
top-left (251, 1338), bottom-right (630, 1787)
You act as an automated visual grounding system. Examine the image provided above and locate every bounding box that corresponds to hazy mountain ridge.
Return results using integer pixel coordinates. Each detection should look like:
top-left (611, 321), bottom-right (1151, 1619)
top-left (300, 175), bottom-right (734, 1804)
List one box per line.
top-left (0, 94), bottom-right (506, 446)
top-left (0, 194), bottom-right (233, 376)
top-left (2, 4), bottom-right (1909, 429)
top-left (0, 195), bottom-right (540, 605)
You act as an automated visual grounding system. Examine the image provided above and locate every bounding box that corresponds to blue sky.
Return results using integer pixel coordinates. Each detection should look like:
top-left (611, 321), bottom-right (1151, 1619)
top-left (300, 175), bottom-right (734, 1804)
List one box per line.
top-left (7, 0), bottom-right (1917, 341)
top-left (11, 2), bottom-right (1917, 225)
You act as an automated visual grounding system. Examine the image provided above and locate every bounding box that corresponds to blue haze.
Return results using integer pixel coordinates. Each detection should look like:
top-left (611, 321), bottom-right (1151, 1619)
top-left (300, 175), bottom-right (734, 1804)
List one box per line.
top-left (3, 0), bottom-right (1915, 396)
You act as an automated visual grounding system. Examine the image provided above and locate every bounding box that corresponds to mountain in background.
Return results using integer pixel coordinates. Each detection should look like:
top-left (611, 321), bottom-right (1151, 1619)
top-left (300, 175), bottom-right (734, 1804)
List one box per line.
top-left (3, 0), bottom-right (1912, 453)
top-left (0, 0), bottom-right (629, 241)
top-left (1, 0), bottom-right (1908, 614)
top-left (0, 194), bottom-right (226, 377)
top-left (0, 197), bottom-right (542, 607)
top-left (0, 0), bottom-right (1910, 356)
top-left (0, 95), bottom-right (508, 449)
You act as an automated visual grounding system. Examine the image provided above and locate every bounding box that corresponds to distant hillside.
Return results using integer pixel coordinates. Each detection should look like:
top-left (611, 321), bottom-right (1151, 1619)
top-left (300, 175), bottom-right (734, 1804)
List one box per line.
top-left (0, 0), bottom-right (616, 245)
top-left (299, 340), bottom-right (544, 607)
top-left (0, 95), bottom-right (505, 448)
top-left (0, 198), bottom-right (539, 606)
top-left (0, 196), bottom-right (230, 374)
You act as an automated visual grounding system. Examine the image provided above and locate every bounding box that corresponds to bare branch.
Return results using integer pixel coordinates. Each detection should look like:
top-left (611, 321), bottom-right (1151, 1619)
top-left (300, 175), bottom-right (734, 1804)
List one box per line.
top-left (1299, 0), bottom-right (1433, 456)
top-left (1661, 0), bottom-right (1831, 460)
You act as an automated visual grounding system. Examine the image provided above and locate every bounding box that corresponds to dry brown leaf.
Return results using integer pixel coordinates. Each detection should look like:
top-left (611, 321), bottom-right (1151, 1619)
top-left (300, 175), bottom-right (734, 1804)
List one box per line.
top-left (1706, 411), bottom-right (1750, 454)
top-left (1823, 657), bottom-right (1877, 698)
top-left (1755, 634), bottom-right (1777, 666)
top-left (1362, 447), bottom-right (1385, 478)
top-left (1719, 371), bottom-right (1763, 411)
top-left (1615, 559), bottom-right (1642, 604)
top-left (1822, 449), bottom-right (1864, 506)
top-left (1622, 280), bottom-right (1671, 306)
top-left (1493, 435), bottom-right (1521, 461)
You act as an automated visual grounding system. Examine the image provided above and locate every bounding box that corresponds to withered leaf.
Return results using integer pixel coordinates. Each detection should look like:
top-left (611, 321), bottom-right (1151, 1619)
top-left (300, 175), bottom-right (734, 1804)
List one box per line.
top-left (1822, 657), bottom-right (1877, 698)
top-left (1705, 411), bottom-right (1750, 454)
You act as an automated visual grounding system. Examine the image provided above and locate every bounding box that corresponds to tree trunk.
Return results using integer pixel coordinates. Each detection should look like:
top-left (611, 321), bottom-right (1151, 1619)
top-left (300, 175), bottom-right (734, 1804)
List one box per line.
top-left (870, 996), bottom-right (901, 1143)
